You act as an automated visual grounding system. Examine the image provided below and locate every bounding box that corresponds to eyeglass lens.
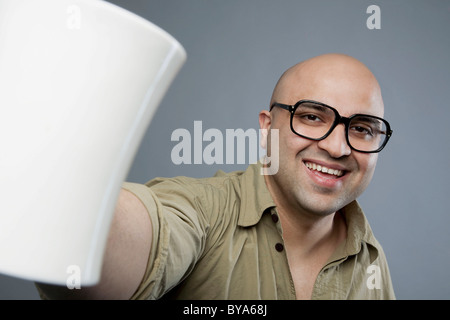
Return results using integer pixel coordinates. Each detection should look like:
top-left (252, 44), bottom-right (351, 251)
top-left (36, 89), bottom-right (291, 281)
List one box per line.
top-left (291, 101), bottom-right (388, 152)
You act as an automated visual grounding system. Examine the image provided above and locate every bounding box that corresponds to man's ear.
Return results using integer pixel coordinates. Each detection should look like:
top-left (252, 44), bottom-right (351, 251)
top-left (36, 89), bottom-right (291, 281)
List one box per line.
top-left (259, 110), bottom-right (271, 149)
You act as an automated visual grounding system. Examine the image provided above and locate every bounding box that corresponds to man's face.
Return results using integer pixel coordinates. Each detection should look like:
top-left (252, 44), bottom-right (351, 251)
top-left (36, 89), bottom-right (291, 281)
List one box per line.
top-left (262, 55), bottom-right (384, 216)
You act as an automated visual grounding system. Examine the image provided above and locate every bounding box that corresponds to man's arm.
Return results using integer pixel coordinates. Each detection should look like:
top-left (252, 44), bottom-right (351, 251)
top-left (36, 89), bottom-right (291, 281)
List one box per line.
top-left (36, 188), bottom-right (152, 299)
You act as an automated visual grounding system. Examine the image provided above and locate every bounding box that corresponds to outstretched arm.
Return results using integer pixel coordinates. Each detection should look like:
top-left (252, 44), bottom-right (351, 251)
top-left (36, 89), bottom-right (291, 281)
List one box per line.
top-left (36, 188), bottom-right (152, 299)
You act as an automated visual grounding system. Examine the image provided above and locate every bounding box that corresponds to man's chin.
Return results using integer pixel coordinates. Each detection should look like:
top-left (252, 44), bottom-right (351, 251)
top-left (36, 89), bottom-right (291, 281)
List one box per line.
top-left (294, 194), bottom-right (350, 218)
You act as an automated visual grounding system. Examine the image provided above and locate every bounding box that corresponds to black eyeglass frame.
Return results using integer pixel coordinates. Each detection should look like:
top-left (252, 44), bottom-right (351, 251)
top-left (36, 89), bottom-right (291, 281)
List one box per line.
top-left (270, 99), bottom-right (393, 153)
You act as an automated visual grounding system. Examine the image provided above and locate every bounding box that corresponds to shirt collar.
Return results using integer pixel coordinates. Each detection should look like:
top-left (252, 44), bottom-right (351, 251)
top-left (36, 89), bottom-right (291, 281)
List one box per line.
top-left (337, 200), bottom-right (381, 259)
top-left (237, 161), bottom-right (276, 227)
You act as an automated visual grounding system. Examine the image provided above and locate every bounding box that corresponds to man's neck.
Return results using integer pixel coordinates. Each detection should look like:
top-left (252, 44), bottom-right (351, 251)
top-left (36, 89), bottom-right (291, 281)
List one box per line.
top-left (277, 203), bottom-right (346, 258)
top-left (263, 172), bottom-right (347, 258)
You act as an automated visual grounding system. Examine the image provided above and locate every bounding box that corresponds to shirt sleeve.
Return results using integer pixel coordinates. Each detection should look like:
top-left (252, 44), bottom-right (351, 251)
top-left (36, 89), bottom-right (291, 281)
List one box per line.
top-left (122, 177), bottom-right (209, 300)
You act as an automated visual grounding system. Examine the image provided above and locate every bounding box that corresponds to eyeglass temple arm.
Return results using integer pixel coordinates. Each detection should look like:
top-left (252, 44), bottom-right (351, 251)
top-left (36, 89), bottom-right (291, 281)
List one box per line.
top-left (270, 103), bottom-right (294, 112)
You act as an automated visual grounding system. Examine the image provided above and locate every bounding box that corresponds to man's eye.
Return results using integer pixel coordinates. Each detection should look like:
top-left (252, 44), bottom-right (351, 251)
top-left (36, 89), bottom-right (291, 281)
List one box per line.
top-left (351, 126), bottom-right (373, 136)
top-left (300, 114), bottom-right (322, 122)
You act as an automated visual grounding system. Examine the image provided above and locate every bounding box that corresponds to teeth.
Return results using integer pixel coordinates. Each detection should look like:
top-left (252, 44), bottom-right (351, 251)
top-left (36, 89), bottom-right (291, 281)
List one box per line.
top-left (305, 162), bottom-right (344, 177)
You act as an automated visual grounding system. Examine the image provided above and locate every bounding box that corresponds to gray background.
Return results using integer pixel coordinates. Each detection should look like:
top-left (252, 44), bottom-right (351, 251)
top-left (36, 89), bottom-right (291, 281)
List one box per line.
top-left (2, 0), bottom-right (449, 299)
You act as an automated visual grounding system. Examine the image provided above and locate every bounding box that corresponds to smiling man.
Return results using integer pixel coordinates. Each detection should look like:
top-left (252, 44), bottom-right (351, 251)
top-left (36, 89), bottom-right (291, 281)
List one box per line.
top-left (37, 53), bottom-right (395, 300)
top-left (259, 53), bottom-right (394, 299)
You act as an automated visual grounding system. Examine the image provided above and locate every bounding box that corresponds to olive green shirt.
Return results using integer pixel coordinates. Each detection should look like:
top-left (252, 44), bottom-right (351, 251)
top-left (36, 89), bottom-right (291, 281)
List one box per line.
top-left (123, 163), bottom-right (395, 300)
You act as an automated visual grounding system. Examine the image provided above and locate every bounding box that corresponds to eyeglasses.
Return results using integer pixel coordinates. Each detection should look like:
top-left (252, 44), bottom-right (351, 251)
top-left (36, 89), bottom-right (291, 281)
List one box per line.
top-left (270, 99), bottom-right (393, 153)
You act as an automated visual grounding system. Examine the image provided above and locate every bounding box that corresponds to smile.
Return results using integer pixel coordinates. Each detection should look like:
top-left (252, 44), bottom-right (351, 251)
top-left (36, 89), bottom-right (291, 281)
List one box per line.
top-left (304, 161), bottom-right (344, 177)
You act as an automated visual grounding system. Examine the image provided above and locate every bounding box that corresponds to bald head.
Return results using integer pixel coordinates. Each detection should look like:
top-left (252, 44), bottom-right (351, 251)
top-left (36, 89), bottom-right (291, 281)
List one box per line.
top-left (270, 53), bottom-right (384, 117)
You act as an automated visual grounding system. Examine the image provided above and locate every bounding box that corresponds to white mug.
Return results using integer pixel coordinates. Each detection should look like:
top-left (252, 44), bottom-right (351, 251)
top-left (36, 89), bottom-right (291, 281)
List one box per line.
top-left (0, 0), bottom-right (186, 286)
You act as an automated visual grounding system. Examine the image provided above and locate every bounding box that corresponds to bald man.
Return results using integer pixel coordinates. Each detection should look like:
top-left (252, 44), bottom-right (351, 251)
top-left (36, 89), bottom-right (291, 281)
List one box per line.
top-left (37, 54), bottom-right (395, 300)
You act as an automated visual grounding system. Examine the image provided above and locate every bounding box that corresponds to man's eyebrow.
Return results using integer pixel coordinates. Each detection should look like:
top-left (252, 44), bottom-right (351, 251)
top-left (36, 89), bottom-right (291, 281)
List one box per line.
top-left (353, 115), bottom-right (383, 124)
top-left (301, 103), bottom-right (330, 113)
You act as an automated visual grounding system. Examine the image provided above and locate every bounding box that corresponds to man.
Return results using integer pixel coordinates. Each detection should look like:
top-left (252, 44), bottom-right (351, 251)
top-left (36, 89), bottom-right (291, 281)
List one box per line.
top-left (37, 53), bottom-right (395, 299)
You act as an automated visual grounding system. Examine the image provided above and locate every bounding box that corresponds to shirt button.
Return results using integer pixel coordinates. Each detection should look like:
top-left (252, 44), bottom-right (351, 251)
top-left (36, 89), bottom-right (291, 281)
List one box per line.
top-left (271, 214), bottom-right (279, 223)
top-left (275, 243), bottom-right (284, 252)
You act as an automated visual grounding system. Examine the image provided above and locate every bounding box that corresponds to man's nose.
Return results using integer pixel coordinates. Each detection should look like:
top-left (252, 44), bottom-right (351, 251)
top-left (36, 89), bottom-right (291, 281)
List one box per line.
top-left (317, 124), bottom-right (351, 158)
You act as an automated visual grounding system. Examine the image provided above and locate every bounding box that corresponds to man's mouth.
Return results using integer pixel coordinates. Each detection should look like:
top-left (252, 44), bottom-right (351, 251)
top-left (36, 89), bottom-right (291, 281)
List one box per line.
top-left (304, 161), bottom-right (345, 178)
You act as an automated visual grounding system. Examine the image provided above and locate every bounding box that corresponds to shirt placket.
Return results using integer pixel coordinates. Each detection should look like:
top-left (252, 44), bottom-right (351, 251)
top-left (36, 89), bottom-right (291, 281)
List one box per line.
top-left (268, 208), bottom-right (296, 300)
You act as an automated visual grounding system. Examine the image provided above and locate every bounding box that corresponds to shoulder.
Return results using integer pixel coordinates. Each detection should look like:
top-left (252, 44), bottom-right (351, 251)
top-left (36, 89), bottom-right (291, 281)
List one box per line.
top-left (145, 167), bottom-right (246, 199)
top-left (143, 167), bottom-right (249, 221)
